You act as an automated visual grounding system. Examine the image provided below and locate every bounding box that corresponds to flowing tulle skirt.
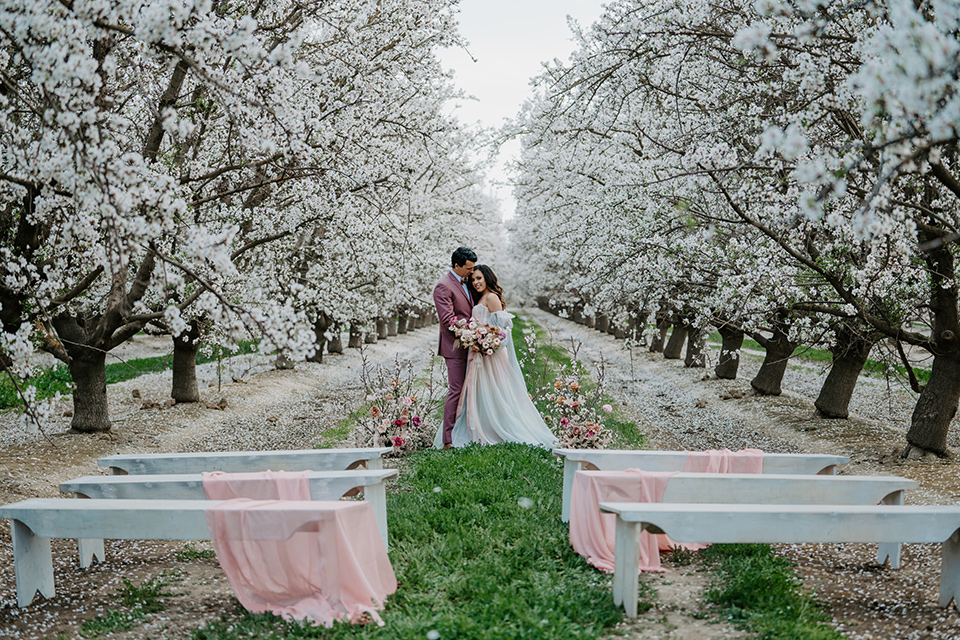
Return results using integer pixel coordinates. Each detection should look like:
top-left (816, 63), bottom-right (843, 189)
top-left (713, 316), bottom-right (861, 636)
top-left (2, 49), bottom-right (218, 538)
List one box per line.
top-left (434, 307), bottom-right (556, 449)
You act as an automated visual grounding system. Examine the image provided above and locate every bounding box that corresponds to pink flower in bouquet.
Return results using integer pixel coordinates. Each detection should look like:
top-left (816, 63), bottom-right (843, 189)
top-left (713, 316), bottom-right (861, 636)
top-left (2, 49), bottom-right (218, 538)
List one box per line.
top-left (393, 436), bottom-right (405, 448)
top-left (568, 381), bottom-right (581, 391)
top-left (560, 417), bottom-right (570, 427)
top-left (602, 404), bottom-right (613, 413)
top-left (394, 419), bottom-right (404, 427)
top-left (402, 396), bottom-right (414, 406)
top-left (370, 405), bottom-right (382, 418)
top-left (411, 416), bottom-right (422, 426)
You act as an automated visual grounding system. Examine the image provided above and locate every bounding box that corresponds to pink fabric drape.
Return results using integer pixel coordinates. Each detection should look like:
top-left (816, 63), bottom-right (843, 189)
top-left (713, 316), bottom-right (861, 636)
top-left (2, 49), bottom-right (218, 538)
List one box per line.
top-left (569, 469), bottom-right (676, 573)
top-left (568, 449), bottom-right (766, 573)
top-left (684, 448), bottom-right (764, 473)
top-left (202, 471), bottom-right (397, 627)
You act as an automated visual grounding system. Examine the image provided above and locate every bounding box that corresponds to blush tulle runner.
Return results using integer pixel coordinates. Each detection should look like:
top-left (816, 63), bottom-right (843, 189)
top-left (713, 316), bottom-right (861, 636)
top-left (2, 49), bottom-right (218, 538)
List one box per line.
top-left (568, 449), bottom-right (764, 573)
top-left (202, 471), bottom-right (397, 627)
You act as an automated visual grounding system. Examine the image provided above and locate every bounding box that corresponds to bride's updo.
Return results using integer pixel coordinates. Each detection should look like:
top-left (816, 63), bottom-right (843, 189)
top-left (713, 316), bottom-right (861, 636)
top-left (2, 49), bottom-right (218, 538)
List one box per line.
top-left (475, 264), bottom-right (507, 309)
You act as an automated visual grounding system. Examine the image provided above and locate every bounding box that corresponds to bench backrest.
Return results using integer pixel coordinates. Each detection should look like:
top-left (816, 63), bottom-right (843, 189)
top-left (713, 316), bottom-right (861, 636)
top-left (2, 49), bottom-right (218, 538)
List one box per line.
top-left (0, 498), bottom-right (362, 541)
top-left (555, 449), bottom-right (848, 475)
top-left (599, 502), bottom-right (960, 544)
top-left (658, 473), bottom-right (916, 505)
top-left (98, 447), bottom-right (393, 475)
top-left (60, 469), bottom-right (398, 500)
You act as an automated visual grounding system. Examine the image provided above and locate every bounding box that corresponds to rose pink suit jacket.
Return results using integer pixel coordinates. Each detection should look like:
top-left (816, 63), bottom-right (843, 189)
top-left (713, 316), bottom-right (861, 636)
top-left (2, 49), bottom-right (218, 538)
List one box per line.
top-left (433, 272), bottom-right (474, 359)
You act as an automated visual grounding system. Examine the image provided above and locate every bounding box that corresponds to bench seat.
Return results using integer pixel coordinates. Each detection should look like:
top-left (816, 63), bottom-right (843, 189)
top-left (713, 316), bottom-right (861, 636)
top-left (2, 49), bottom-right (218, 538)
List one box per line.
top-left (60, 469), bottom-right (398, 563)
top-left (98, 447), bottom-right (393, 475)
top-left (599, 502), bottom-right (960, 617)
top-left (0, 498), bottom-right (367, 607)
top-left (555, 449), bottom-right (850, 522)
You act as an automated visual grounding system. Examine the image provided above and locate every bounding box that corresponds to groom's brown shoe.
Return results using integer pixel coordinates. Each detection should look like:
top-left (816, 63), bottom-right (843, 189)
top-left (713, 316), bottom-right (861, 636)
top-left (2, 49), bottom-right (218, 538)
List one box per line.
top-left (443, 443), bottom-right (452, 450)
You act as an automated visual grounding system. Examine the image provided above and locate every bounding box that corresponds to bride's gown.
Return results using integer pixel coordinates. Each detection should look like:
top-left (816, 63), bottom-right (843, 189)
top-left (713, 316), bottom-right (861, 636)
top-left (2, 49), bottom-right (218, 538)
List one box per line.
top-left (434, 304), bottom-right (557, 449)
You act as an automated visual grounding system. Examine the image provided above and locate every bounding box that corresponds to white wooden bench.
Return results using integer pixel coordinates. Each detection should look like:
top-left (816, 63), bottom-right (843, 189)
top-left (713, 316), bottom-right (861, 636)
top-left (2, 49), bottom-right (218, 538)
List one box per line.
top-left (98, 447), bottom-right (393, 475)
top-left (0, 498), bottom-right (373, 607)
top-left (555, 449), bottom-right (849, 522)
top-left (599, 502), bottom-right (960, 617)
top-left (60, 469), bottom-right (398, 564)
top-left (654, 472), bottom-right (913, 567)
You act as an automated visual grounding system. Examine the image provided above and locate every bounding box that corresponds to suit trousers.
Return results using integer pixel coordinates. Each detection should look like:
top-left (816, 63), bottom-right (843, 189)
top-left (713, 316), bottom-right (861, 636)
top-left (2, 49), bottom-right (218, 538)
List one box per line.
top-left (442, 356), bottom-right (468, 444)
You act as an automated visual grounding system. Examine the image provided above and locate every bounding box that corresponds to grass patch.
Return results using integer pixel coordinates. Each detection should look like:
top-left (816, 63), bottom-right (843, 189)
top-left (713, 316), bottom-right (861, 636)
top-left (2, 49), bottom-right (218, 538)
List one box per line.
top-left (0, 340), bottom-right (257, 410)
top-left (700, 544), bottom-right (842, 639)
top-left (80, 575), bottom-right (175, 638)
top-left (514, 313), bottom-right (645, 448)
top-left (316, 415), bottom-right (358, 449)
top-left (190, 444), bottom-right (635, 639)
top-left (175, 543), bottom-right (217, 561)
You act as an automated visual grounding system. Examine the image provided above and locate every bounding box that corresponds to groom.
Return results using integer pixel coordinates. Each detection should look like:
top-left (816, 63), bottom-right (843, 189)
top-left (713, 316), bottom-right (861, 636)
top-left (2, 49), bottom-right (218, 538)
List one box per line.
top-left (433, 246), bottom-right (477, 449)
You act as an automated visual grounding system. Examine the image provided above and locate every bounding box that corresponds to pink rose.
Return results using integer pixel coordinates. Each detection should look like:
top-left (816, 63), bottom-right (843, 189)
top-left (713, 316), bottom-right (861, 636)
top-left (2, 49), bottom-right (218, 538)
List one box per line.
top-left (602, 404), bottom-right (613, 413)
top-left (411, 416), bottom-right (422, 426)
top-left (393, 436), bottom-right (405, 448)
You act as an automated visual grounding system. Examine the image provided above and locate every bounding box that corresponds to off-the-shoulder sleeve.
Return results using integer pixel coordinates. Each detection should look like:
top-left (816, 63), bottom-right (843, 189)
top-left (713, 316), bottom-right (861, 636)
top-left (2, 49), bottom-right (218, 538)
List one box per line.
top-left (488, 311), bottom-right (514, 330)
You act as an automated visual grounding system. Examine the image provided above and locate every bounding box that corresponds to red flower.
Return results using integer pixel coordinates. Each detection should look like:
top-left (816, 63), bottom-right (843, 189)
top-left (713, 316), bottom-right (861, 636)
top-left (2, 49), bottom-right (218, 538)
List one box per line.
top-left (393, 436), bottom-right (405, 448)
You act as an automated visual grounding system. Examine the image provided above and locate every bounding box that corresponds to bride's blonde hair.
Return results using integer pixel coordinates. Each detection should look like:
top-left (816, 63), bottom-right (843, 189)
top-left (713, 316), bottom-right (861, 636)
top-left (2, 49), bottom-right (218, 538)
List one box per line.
top-left (474, 264), bottom-right (507, 309)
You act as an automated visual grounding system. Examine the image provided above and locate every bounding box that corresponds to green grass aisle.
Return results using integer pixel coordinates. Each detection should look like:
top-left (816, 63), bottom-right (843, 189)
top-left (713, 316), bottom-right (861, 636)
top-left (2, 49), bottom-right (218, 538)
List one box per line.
top-left (191, 444), bottom-right (625, 640)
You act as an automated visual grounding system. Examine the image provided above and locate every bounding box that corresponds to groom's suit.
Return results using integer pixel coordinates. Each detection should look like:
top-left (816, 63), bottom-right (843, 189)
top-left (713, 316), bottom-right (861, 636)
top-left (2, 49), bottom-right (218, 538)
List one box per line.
top-left (434, 271), bottom-right (475, 445)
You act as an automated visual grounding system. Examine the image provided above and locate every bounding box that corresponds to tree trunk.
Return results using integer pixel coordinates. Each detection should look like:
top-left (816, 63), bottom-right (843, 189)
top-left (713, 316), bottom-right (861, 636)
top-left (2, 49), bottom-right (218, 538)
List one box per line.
top-left (631, 312), bottom-right (649, 343)
top-left (66, 348), bottom-right (111, 433)
top-left (815, 326), bottom-right (874, 419)
top-left (684, 326), bottom-right (706, 368)
top-left (397, 315), bottom-right (408, 334)
top-left (585, 315), bottom-right (595, 328)
top-left (307, 314), bottom-right (329, 364)
top-left (904, 236), bottom-right (960, 456)
top-left (376, 318), bottom-right (387, 340)
top-left (649, 313), bottom-right (670, 353)
top-left (171, 320), bottom-right (201, 403)
top-left (595, 315), bottom-right (609, 333)
top-left (750, 322), bottom-right (796, 396)
top-left (365, 330), bottom-right (378, 344)
top-left (274, 353), bottom-right (296, 369)
top-left (663, 321), bottom-right (688, 360)
top-left (907, 354), bottom-right (960, 455)
top-left (571, 306), bottom-right (584, 324)
top-left (715, 325), bottom-right (744, 379)
top-left (327, 325), bottom-right (344, 354)
top-left (387, 317), bottom-right (398, 336)
top-left (348, 322), bottom-right (363, 348)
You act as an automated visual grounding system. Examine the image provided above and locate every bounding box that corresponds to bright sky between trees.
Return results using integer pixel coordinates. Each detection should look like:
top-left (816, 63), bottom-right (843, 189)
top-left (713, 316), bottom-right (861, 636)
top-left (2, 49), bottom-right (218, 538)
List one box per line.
top-left (438, 0), bottom-right (607, 220)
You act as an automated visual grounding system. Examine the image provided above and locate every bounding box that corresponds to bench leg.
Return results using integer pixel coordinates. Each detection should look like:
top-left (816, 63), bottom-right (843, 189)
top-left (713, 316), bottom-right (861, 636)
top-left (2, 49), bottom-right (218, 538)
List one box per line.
top-left (79, 538), bottom-right (106, 568)
top-left (613, 517), bottom-right (642, 617)
top-left (74, 494), bottom-right (105, 568)
top-left (364, 482), bottom-right (389, 551)
top-left (940, 530), bottom-right (960, 610)
top-left (11, 520), bottom-right (55, 607)
top-left (561, 459), bottom-right (579, 523)
top-left (816, 465), bottom-right (838, 475)
top-left (878, 491), bottom-right (903, 569)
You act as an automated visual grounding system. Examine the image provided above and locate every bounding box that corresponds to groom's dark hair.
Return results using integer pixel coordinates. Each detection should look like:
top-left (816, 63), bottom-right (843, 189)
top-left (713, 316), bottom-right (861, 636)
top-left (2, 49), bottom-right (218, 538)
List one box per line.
top-left (451, 247), bottom-right (477, 267)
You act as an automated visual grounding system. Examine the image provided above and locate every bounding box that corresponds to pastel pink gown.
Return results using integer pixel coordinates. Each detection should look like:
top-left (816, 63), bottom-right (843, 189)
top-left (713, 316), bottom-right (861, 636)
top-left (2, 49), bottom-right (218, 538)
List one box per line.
top-left (434, 304), bottom-right (556, 448)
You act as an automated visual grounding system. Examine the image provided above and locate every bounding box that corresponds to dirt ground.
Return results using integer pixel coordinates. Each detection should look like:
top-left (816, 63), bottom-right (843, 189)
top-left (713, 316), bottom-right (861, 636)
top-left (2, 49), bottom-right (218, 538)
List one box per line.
top-left (0, 310), bottom-right (959, 639)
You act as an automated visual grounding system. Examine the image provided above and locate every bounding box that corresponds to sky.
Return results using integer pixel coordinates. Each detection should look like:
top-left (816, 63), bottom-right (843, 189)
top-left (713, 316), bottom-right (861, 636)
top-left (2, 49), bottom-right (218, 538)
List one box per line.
top-left (437, 0), bottom-right (608, 220)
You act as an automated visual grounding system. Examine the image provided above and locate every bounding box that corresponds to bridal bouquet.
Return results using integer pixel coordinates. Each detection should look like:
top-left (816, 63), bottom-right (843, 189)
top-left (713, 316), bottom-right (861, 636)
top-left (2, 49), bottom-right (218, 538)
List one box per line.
top-left (449, 318), bottom-right (507, 355)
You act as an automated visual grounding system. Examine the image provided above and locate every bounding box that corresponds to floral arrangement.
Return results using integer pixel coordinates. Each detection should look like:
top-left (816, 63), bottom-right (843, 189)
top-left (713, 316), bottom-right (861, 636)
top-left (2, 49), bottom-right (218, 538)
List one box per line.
top-left (449, 318), bottom-right (507, 355)
top-left (355, 352), bottom-right (443, 455)
top-left (546, 379), bottom-right (613, 449)
top-left (516, 327), bottom-right (612, 450)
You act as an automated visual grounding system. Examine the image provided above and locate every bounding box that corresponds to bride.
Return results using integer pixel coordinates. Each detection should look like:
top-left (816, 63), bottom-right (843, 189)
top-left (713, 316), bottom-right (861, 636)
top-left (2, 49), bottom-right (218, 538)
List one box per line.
top-left (433, 264), bottom-right (557, 449)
